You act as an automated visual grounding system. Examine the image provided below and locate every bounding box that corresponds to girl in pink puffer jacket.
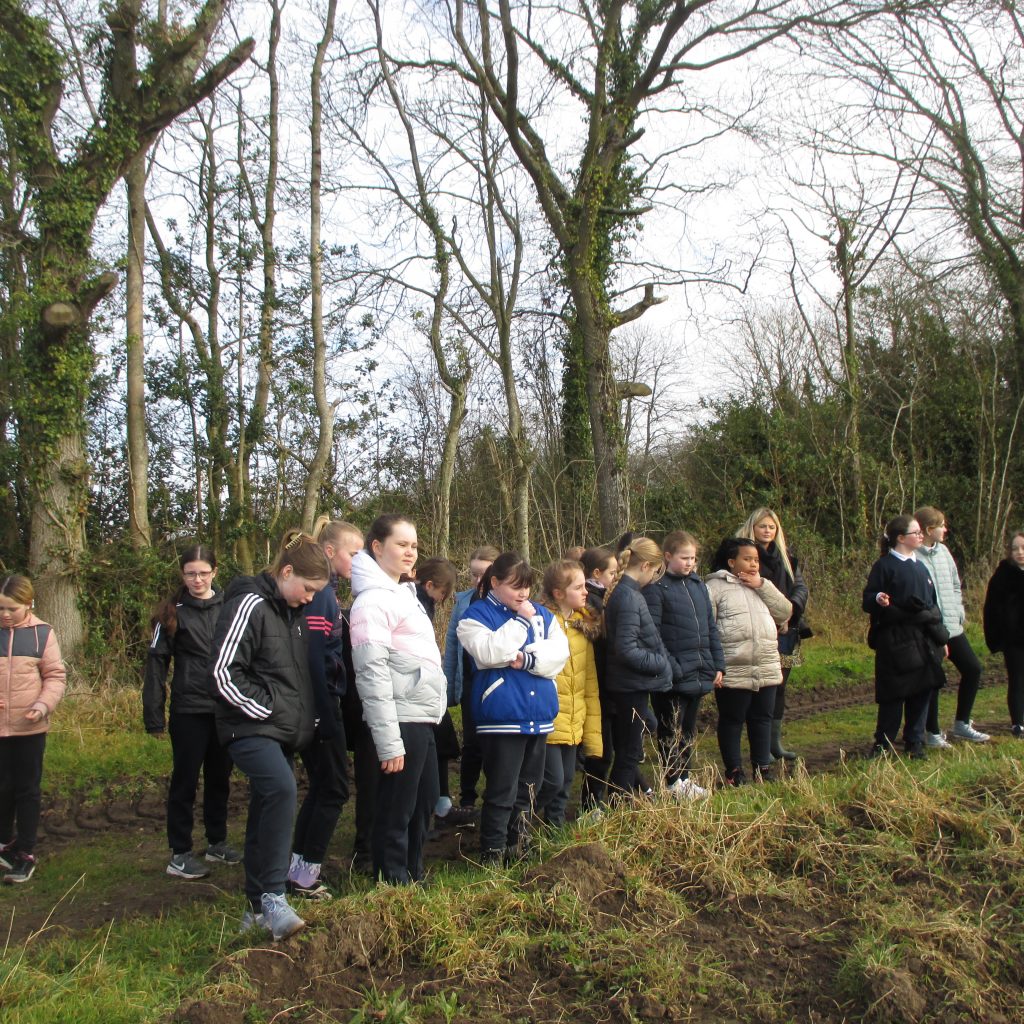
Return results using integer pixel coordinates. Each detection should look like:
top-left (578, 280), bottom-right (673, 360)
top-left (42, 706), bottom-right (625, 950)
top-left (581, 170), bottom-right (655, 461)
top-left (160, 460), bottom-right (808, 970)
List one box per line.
top-left (0, 574), bottom-right (66, 884)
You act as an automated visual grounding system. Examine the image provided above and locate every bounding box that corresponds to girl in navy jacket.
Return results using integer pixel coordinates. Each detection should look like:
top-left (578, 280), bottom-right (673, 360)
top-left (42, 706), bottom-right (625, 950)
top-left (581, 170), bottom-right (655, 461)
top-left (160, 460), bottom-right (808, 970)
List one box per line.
top-left (457, 552), bottom-right (568, 862)
top-left (644, 531), bottom-right (723, 800)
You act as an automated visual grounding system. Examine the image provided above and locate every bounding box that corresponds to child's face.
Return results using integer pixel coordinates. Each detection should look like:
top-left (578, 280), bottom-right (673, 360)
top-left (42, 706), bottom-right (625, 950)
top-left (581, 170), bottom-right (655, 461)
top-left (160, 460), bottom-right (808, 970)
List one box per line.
top-left (491, 576), bottom-right (531, 613)
top-left (181, 560), bottom-right (217, 599)
top-left (277, 568), bottom-right (327, 607)
top-left (925, 520), bottom-right (947, 544)
top-left (0, 596), bottom-right (31, 628)
top-left (372, 522), bottom-right (418, 581)
top-left (425, 579), bottom-right (453, 604)
top-left (469, 558), bottom-right (492, 588)
top-left (636, 561), bottom-right (659, 587)
top-left (753, 516), bottom-right (777, 546)
top-left (1011, 536), bottom-right (1024, 568)
top-left (327, 534), bottom-right (364, 581)
top-left (728, 547), bottom-right (760, 576)
top-left (556, 570), bottom-right (588, 612)
top-left (666, 545), bottom-right (697, 576)
top-left (591, 558), bottom-right (617, 590)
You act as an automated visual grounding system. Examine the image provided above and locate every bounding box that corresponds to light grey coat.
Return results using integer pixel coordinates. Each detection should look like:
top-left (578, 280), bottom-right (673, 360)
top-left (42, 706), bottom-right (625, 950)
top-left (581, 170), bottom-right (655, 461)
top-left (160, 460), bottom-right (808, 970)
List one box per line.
top-left (349, 550), bottom-right (446, 761)
top-left (917, 542), bottom-right (966, 639)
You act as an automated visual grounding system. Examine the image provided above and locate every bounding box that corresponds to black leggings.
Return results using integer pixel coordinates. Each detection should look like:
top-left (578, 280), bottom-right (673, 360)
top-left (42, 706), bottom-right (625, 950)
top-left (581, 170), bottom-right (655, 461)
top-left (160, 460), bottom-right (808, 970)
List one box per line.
top-left (715, 686), bottom-right (775, 773)
top-left (652, 691), bottom-right (702, 785)
top-left (926, 632), bottom-right (983, 732)
top-left (0, 732), bottom-right (46, 856)
top-left (1004, 646), bottom-right (1024, 727)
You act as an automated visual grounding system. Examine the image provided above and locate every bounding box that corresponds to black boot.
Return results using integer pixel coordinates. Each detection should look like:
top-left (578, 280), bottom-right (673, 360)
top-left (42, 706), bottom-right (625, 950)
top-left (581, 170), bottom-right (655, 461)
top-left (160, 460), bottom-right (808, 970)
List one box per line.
top-left (770, 720), bottom-right (797, 761)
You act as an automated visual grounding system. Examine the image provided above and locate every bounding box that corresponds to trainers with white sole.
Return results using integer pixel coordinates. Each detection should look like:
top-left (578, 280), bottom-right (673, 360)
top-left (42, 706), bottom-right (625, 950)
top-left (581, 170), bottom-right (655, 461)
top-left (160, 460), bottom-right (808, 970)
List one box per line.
top-left (261, 892), bottom-right (306, 941)
top-left (205, 841), bottom-right (242, 864)
top-left (239, 907), bottom-right (268, 935)
top-left (924, 731), bottom-right (952, 749)
top-left (668, 777), bottom-right (710, 801)
top-left (951, 719), bottom-right (990, 743)
top-left (167, 851), bottom-right (211, 880)
top-left (3, 853), bottom-right (36, 884)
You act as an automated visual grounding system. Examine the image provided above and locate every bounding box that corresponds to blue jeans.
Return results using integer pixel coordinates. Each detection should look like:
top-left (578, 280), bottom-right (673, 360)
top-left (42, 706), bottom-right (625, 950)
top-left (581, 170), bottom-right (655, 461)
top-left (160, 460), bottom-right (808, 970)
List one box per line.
top-left (228, 736), bottom-right (297, 907)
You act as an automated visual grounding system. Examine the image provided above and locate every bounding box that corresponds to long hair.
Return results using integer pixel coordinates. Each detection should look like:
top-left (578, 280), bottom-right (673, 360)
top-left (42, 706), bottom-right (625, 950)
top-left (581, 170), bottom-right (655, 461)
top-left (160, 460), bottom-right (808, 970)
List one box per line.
top-left (270, 528), bottom-right (331, 580)
top-left (880, 515), bottom-right (916, 555)
top-left (0, 574), bottom-right (33, 606)
top-left (541, 559), bottom-right (584, 608)
top-left (738, 507), bottom-right (794, 581)
top-left (152, 545), bottom-right (218, 633)
top-left (312, 515), bottom-right (363, 549)
top-left (913, 506), bottom-right (944, 533)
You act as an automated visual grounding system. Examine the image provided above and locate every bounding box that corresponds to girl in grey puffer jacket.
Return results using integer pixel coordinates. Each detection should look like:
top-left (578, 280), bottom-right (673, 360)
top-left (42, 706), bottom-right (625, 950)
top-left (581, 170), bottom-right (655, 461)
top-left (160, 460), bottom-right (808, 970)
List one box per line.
top-left (914, 506), bottom-right (989, 744)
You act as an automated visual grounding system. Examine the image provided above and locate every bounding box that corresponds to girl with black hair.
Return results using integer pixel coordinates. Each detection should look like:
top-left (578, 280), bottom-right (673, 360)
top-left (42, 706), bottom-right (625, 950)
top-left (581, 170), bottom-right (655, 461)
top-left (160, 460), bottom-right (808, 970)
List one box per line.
top-left (705, 537), bottom-right (792, 785)
top-left (863, 515), bottom-right (948, 759)
top-left (144, 546), bottom-right (236, 881)
top-left (457, 552), bottom-right (568, 862)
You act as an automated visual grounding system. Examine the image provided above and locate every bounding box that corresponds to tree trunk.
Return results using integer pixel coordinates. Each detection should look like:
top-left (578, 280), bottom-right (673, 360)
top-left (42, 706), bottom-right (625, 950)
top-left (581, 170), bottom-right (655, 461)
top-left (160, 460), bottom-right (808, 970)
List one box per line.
top-left (125, 153), bottom-right (151, 548)
top-left (302, 0), bottom-right (339, 532)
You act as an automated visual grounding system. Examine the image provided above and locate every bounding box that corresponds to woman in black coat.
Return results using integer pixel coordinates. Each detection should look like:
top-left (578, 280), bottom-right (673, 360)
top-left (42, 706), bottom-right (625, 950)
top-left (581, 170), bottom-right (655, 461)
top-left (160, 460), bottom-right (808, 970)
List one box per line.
top-left (863, 515), bottom-right (948, 759)
top-left (738, 507), bottom-right (809, 761)
top-left (983, 531), bottom-right (1024, 738)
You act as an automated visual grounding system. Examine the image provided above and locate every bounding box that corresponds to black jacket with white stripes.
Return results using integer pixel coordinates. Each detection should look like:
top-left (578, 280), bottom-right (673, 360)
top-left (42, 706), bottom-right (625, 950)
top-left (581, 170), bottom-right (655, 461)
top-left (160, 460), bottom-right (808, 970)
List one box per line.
top-left (209, 571), bottom-right (315, 754)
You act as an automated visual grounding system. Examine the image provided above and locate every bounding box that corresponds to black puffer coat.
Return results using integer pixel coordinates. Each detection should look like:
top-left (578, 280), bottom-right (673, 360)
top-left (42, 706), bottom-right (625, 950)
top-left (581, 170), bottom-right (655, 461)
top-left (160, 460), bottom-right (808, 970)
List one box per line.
top-left (143, 590), bottom-right (223, 731)
top-left (983, 559), bottom-right (1024, 653)
top-left (604, 575), bottom-right (672, 695)
top-left (644, 572), bottom-right (725, 696)
top-left (863, 555), bottom-right (948, 702)
top-left (210, 572), bottom-right (316, 754)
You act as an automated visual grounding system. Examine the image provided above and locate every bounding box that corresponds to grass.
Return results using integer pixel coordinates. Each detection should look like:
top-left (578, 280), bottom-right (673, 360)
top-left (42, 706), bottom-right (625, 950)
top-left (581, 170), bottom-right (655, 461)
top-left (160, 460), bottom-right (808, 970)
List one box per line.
top-left (4, 642), bottom-right (1023, 1023)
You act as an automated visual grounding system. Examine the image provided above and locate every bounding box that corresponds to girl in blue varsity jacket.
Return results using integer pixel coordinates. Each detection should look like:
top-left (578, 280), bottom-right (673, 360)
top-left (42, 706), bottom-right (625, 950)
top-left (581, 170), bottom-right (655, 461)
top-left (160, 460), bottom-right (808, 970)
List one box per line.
top-left (457, 552), bottom-right (569, 862)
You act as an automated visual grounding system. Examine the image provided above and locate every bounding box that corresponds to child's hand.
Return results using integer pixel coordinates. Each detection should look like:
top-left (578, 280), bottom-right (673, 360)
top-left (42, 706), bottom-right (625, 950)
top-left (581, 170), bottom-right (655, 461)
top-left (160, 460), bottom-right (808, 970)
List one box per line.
top-left (509, 652), bottom-right (525, 669)
top-left (737, 571), bottom-right (763, 589)
top-left (381, 755), bottom-right (405, 774)
top-left (519, 600), bottom-right (537, 618)
top-left (23, 707), bottom-right (44, 723)
top-left (876, 592), bottom-right (891, 607)
top-left (713, 671), bottom-right (724, 688)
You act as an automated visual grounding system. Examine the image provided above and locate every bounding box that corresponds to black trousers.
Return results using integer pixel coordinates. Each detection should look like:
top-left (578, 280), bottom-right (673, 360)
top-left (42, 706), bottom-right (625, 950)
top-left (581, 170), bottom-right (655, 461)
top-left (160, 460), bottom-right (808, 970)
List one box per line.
top-left (1004, 646), bottom-right (1024, 727)
top-left (580, 703), bottom-right (614, 808)
top-left (459, 689), bottom-right (483, 806)
top-left (608, 692), bottom-right (656, 796)
top-left (537, 743), bottom-right (578, 826)
top-left (167, 712), bottom-right (233, 855)
top-left (652, 691), bottom-right (703, 785)
top-left (434, 710), bottom-right (460, 801)
top-left (0, 732), bottom-right (46, 856)
top-left (372, 722), bottom-right (438, 884)
top-left (293, 710), bottom-right (349, 864)
top-left (875, 689), bottom-right (930, 750)
top-left (923, 632), bottom-right (982, 729)
top-left (773, 666), bottom-right (792, 721)
top-left (352, 720), bottom-right (379, 863)
top-left (715, 686), bottom-right (775, 773)
top-left (478, 733), bottom-right (546, 856)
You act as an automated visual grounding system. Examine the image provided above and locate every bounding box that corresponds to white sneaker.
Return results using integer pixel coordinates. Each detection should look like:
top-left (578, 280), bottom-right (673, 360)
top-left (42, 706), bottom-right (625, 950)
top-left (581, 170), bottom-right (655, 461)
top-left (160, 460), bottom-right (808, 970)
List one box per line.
top-left (925, 731), bottom-right (952, 749)
top-left (239, 908), bottom-right (268, 935)
top-left (260, 892), bottom-right (306, 941)
top-left (951, 719), bottom-right (990, 743)
top-left (673, 777), bottom-right (710, 801)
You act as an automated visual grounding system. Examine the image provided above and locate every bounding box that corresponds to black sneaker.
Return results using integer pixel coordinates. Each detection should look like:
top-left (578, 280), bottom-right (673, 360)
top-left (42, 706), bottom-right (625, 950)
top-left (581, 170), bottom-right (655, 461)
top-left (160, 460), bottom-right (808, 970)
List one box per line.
top-left (906, 743), bottom-right (926, 761)
top-left (1012, 725), bottom-right (1024, 740)
top-left (4, 853), bottom-right (36, 884)
top-left (442, 804), bottom-right (479, 826)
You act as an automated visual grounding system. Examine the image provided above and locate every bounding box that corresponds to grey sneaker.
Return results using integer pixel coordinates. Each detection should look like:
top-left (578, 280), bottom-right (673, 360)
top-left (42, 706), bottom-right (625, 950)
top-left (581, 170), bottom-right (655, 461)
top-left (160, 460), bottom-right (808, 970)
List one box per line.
top-left (167, 851), bottom-right (211, 879)
top-left (951, 719), bottom-right (990, 743)
top-left (205, 841), bottom-right (242, 864)
top-left (239, 907), bottom-right (268, 935)
top-left (924, 731), bottom-right (952, 749)
top-left (260, 892), bottom-right (306, 941)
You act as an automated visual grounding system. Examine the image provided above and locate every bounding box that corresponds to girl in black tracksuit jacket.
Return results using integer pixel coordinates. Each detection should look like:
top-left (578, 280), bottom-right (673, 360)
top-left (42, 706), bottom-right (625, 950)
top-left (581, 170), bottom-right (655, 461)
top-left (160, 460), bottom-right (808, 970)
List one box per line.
top-left (143, 545), bottom-right (231, 877)
top-left (210, 531), bottom-right (330, 939)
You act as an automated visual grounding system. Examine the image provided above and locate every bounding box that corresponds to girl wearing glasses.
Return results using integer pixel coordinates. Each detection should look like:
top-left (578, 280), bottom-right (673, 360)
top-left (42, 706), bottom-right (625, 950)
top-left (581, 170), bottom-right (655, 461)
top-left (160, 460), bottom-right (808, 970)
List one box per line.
top-left (144, 546), bottom-right (238, 881)
top-left (863, 516), bottom-right (949, 759)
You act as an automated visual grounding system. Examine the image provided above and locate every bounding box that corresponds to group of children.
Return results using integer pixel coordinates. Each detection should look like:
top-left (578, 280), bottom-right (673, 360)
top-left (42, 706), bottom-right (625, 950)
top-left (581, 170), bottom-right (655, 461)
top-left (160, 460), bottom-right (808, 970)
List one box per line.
top-left (0, 502), bottom-right (1019, 933)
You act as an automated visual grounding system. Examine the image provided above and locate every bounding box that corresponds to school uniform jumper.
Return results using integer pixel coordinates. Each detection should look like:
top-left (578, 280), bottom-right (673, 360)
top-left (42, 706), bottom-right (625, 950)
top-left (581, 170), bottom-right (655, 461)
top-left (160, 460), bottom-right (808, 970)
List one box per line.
top-left (458, 595), bottom-right (568, 857)
top-left (211, 572), bottom-right (316, 909)
top-left (0, 614), bottom-right (65, 858)
top-left (350, 551), bottom-right (447, 884)
top-left (143, 589), bottom-right (233, 856)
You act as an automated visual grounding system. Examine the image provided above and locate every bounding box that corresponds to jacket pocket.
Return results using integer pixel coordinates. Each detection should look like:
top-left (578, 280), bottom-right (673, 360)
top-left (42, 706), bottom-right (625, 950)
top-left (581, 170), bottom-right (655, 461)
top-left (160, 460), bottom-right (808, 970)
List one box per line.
top-left (481, 676), bottom-right (504, 702)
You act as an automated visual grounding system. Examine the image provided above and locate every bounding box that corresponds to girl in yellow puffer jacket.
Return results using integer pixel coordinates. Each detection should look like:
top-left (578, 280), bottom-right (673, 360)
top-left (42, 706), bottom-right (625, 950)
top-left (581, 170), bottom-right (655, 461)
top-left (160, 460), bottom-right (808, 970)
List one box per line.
top-left (537, 560), bottom-right (603, 825)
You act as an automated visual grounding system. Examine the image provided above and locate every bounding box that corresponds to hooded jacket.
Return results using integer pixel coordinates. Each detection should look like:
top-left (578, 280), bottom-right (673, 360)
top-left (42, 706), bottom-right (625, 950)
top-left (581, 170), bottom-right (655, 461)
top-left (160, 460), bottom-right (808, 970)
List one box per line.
top-left (349, 550), bottom-right (446, 761)
top-left (457, 594), bottom-right (568, 735)
top-left (917, 542), bottom-right (966, 640)
top-left (1, 613), bottom-right (66, 739)
top-left (544, 607), bottom-right (602, 754)
top-left (983, 558), bottom-right (1024, 653)
top-left (210, 571), bottom-right (316, 754)
top-left (704, 571), bottom-right (792, 691)
top-left (143, 589), bottom-right (224, 731)
top-left (604, 575), bottom-right (672, 695)
top-left (644, 571), bottom-right (725, 696)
